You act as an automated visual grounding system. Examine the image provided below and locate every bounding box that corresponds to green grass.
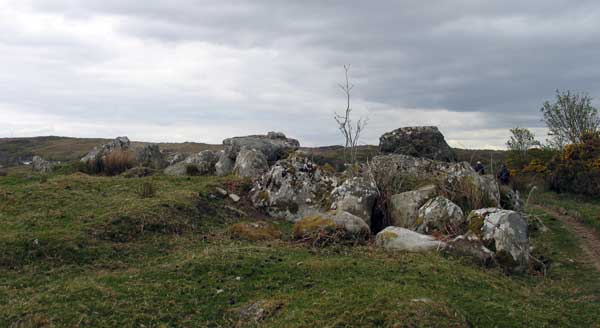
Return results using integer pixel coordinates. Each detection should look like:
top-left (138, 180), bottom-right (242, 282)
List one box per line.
top-left (1, 171), bottom-right (599, 327)
top-left (533, 191), bottom-right (600, 233)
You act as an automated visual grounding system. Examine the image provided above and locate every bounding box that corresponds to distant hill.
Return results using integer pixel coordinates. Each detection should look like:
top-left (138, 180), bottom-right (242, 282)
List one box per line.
top-left (0, 136), bottom-right (221, 167)
top-left (0, 136), bottom-right (507, 171)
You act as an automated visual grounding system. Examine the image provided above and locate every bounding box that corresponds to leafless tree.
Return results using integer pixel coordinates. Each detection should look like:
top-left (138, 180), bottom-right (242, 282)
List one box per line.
top-left (334, 65), bottom-right (368, 164)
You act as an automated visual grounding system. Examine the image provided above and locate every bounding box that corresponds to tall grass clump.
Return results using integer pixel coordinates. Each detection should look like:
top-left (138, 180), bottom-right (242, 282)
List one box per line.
top-left (137, 181), bottom-right (157, 198)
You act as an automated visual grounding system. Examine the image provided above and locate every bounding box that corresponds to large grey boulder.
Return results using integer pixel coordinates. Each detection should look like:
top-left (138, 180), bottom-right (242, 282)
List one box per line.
top-left (293, 210), bottom-right (370, 239)
top-left (379, 126), bottom-right (457, 162)
top-left (81, 136), bottom-right (131, 162)
top-left (223, 131), bottom-right (300, 163)
top-left (215, 151), bottom-right (235, 176)
top-left (375, 226), bottom-right (445, 252)
top-left (372, 154), bottom-right (500, 208)
top-left (163, 150), bottom-right (218, 176)
top-left (416, 196), bottom-right (464, 234)
top-left (31, 156), bottom-right (58, 173)
top-left (251, 156), bottom-right (336, 221)
top-left (330, 176), bottom-right (379, 226)
top-left (134, 144), bottom-right (167, 169)
top-left (389, 184), bottom-right (437, 228)
top-left (233, 148), bottom-right (269, 178)
top-left (468, 208), bottom-right (529, 270)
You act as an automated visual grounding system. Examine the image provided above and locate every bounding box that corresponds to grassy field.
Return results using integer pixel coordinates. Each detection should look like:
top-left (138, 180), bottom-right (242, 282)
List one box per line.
top-left (1, 169), bottom-right (599, 327)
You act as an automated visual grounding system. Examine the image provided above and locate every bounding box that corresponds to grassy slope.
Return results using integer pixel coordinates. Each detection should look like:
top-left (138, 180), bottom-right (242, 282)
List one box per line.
top-left (1, 170), bottom-right (599, 327)
top-left (533, 191), bottom-right (600, 234)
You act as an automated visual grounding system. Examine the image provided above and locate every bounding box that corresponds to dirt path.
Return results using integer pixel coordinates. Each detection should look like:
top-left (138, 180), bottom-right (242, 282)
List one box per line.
top-left (532, 204), bottom-right (600, 272)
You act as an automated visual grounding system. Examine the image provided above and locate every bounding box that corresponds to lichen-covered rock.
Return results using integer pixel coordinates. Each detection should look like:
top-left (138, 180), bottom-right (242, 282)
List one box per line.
top-left (416, 196), bottom-right (464, 234)
top-left (292, 211), bottom-right (370, 239)
top-left (81, 136), bottom-right (131, 162)
top-left (163, 150), bottom-right (218, 176)
top-left (330, 176), bottom-right (378, 226)
top-left (215, 151), bottom-right (235, 176)
top-left (467, 208), bottom-right (529, 271)
top-left (251, 157), bottom-right (336, 221)
top-left (233, 148), bottom-right (269, 178)
top-left (389, 184), bottom-right (437, 228)
top-left (134, 144), bottom-right (167, 169)
top-left (443, 234), bottom-right (495, 266)
top-left (379, 126), bottom-right (457, 162)
top-left (375, 226), bottom-right (445, 252)
top-left (372, 154), bottom-right (500, 208)
top-left (31, 156), bottom-right (58, 173)
top-left (166, 153), bottom-right (186, 166)
top-left (223, 132), bottom-right (300, 163)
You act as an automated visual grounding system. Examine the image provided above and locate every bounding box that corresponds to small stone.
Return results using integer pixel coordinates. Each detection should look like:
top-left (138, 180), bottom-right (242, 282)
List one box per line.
top-left (229, 194), bottom-right (241, 202)
top-left (216, 187), bottom-right (228, 196)
top-left (216, 289), bottom-right (224, 294)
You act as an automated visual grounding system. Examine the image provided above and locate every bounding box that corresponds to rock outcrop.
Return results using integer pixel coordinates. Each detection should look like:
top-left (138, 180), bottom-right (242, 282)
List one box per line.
top-left (379, 126), bottom-right (457, 162)
top-left (330, 176), bottom-right (379, 226)
top-left (388, 184), bottom-right (437, 228)
top-left (134, 144), bottom-right (167, 169)
top-left (250, 156), bottom-right (336, 221)
top-left (416, 196), bottom-right (464, 234)
top-left (215, 151), bottom-right (235, 176)
top-left (31, 156), bottom-right (58, 173)
top-left (467, 208), bottom-right (529, 271)
top-left (163, 150), bottom-right (218, 176)
top-left (372, 154), bottom-right (500, 208)
top-left (375, 226), bottom-right (445, 252)
top-left (223, 132), bottom-right (300, 163)
top-left (233, 148), bottom-right (269, 178)
top-left (81, 136), bottom-right (131, 162)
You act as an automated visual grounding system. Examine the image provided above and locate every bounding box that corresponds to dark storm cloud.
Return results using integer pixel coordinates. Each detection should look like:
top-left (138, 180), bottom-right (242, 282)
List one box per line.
top-left (3, 0), bottom-right (600, 147)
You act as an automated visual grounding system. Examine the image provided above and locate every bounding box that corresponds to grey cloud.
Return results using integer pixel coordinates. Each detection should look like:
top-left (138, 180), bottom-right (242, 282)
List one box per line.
top-left (3, 1), bottom-right (600, 147)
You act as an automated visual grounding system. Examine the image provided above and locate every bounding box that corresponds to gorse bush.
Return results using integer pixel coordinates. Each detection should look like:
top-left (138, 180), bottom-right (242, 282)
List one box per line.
top-left (547, 132), bottom-right (600, 196)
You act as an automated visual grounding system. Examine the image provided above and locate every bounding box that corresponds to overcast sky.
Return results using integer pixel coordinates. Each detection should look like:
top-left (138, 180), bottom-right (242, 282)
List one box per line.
top-left (2, 1), bottom-right (600, 148)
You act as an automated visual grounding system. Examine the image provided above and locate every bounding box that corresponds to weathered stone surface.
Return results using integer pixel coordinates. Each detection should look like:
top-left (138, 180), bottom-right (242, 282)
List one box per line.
top-left (330, 176), bottom-right (378, 226)
top-left (379, 126), bottom-right (456, 161)
top-left (375, 226), bottom-right (445, 252)
top-left (81, 136), bottom-right (130, 162)
top-left (251, 157), bottom-right (336, 221)
top-left (31, 156), bottom-right (58, 173)
top-left (163, 150), bottom-right (218, 176)
top-left (215, 151), bottom-right (235, 176)
top-left (223, 132), bottom-right (300, 163)
top-left (372, 154), bottom-right (500, 208)
top-left (416, 196), bottom-right (464, 234)
top-left (134, 144), bottom-right (167, 169)
top-left (292, 211), bottom-right (370, 239)
top-left (389, 184), bottom-right (437, 228)
top-left (443, 234), bottom-right (495, 266)
top-left (166, 153), bottom-right (186, 166)
top-left (468, 208), bottom-right (529, 270)
top-left (233, 148), bottom-right (269, 178)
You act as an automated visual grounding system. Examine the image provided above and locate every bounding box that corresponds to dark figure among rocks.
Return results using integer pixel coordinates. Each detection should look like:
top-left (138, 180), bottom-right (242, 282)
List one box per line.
top-left (474, 161), bottom-right (485, 175)
top-left (497, 164), bottom-right (510, 185)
